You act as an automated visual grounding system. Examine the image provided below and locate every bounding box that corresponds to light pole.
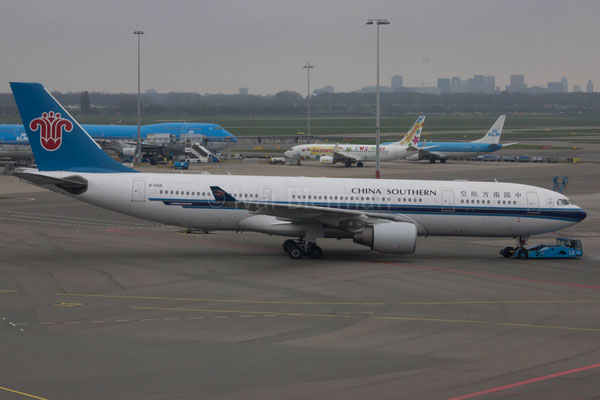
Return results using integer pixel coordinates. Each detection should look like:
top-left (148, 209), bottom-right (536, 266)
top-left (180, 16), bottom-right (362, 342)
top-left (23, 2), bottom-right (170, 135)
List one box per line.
top-left (302, 63), bottom-right (314, 140)
top-left (366, 18), bottom-right (389, 179)
top-left (133, 30), bottom-right (144, 164)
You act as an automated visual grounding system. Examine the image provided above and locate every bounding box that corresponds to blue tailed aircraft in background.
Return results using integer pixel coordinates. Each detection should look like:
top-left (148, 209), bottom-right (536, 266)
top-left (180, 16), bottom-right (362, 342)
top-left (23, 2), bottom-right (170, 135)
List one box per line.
top-left (0, 122), bottom-right (237, 152)
top-left (385, 115), bottom-right (516, 163)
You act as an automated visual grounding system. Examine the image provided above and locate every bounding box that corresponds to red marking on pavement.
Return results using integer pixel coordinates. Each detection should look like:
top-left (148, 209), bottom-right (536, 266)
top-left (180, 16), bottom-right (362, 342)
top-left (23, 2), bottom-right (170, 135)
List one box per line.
top-left (378, 262), bottom-right (600, 290)
top-left (447, 362), bottom-right (600, 400)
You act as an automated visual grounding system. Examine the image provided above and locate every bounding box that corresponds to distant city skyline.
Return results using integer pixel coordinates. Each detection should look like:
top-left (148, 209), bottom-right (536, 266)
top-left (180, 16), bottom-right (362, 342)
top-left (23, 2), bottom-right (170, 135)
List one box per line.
top-left (2, 0), bottom-right (599, 95)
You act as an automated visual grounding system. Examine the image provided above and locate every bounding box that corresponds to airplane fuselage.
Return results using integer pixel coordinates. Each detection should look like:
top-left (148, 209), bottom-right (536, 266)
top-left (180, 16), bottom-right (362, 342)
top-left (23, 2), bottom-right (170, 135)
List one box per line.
top-left (406, 141), bottom-right (505, 161)
top-left (285, 144), bottom-right (410, 162)
top-left (37, 171), bottom-right (585, 239)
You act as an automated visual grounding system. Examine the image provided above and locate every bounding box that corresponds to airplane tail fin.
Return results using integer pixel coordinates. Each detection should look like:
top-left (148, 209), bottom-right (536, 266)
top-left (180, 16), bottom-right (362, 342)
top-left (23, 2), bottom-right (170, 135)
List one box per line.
top-left (473, 115), bottom-right (506, 144)
top-left (10, 82), bottom-right (134, 172)
top-left (394, 116), bottom-right (425, 146)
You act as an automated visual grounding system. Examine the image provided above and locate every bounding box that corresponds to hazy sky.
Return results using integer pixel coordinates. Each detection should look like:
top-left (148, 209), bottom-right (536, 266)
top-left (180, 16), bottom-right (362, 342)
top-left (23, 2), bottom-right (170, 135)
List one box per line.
top-left (2, 0), bottom-right (598, 94)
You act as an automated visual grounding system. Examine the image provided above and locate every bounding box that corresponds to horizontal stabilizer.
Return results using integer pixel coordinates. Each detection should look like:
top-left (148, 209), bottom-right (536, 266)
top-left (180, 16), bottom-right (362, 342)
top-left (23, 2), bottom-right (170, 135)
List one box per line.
top-left (14, 171), bottom-right (88, 194)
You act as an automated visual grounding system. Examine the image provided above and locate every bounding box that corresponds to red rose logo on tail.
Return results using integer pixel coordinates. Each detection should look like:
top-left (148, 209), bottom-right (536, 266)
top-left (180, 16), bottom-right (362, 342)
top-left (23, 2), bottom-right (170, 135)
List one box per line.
top-left (29, 111), bottom-right (73, 151)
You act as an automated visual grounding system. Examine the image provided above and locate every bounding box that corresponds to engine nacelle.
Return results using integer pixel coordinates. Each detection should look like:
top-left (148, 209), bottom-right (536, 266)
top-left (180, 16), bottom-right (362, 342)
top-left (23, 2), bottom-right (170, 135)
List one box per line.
top-left (353, 222), bottom-right (417, 253)
top-left (405, 153), bottom-right (420, 161)
top-left (319, 156), bottom-right (334, 164)
top-left (121, 147), bottom-right (137, 157)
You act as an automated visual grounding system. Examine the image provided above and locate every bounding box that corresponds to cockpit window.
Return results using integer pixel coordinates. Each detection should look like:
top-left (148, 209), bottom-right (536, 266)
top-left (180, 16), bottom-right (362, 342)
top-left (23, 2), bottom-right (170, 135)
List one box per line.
top-left (557, 199), bottom-right (570, 205)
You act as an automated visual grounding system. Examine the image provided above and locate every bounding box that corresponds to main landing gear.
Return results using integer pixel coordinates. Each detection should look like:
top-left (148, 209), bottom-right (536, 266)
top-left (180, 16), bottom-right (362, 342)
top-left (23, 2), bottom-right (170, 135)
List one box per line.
top-left (282, 239), bottom-right (323, 259)
top-left (343, 161), bottom-right (363, 168)
top-left (500, 236), bottom-right (529, 259)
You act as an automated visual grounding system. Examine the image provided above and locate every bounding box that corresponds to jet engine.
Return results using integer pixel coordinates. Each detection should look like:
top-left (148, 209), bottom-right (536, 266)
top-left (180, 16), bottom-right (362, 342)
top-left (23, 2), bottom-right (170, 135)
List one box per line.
top-left (121, 147), bottom-right (137, 157)
top-left (319, 156), bottom-right (334, 164)
top-left (353, 222), bottom-right (417, 253)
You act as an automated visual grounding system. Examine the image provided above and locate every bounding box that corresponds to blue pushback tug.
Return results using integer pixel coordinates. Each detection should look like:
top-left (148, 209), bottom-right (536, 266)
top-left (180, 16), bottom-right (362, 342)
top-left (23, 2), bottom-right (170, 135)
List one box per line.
top-left (501, 238), bottom-right (583, 259)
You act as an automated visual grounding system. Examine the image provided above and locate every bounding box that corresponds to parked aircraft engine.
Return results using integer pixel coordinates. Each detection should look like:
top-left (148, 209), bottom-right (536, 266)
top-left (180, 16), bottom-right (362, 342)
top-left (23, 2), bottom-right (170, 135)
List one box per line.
top-left (121, 147), bottom-right (136, 157)
top-left (319, 156), bottom-right (334, 164)
top-left (353, 222), bottom-right (417, 253)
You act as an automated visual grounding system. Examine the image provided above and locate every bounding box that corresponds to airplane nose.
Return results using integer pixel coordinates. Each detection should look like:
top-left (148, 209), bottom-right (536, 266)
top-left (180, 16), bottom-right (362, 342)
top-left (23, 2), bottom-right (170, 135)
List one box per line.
top-left (284, 150), bottom-right (293, 158)
top-left (575, 207), bottom-right (587, 222)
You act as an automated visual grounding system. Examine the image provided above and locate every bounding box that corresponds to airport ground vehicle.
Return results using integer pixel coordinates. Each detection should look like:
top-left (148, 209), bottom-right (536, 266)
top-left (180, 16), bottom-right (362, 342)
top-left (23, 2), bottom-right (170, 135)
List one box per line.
top-left (173, 161), bottom-right (189, 170)
top-left (268, 156), bottom-right (286, 165)
top-left (500, 238), bottom-right (583, 259)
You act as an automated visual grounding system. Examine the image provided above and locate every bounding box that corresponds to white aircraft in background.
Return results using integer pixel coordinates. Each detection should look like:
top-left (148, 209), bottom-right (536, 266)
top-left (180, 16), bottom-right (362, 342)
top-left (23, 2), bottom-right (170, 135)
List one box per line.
top-left (284, 116), bottom-right (426, 167)
top-left (11, 83), bottom-right (586, 259)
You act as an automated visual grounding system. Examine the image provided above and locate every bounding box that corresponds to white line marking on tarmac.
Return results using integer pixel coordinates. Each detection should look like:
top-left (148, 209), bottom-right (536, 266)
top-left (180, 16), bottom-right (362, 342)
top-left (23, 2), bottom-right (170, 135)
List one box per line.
top-left (240, 315), bottom-right (254, 318)
top-left (39, 322), bottom-right (55, 325)
top-left (115, 319), bottom-right (130, 322)
top-left (139, 318), bottom-right (155, 322)
top-left (188, 316), bottom-right (204, 320)
top-left (64, 321), bottom-right (79, 324)
top-left (163, 317), bottom-right (179, 321)
top-left (214, 316), bottom-right (228, 319)
top-left (90, 320), bottom-right (105, 323)
top-left (360, 311), bottom-right (375, 314)
top-left (263, 315), bottom-right (278, 317)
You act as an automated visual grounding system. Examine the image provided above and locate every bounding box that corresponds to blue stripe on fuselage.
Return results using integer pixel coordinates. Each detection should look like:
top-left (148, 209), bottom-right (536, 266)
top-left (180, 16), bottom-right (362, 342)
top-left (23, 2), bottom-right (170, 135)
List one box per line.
top-left (148, 198), bottom-right (585, 222)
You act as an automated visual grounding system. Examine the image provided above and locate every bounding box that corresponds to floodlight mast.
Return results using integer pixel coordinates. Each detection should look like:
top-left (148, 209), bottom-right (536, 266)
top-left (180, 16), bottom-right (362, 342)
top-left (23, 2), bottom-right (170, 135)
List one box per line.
top-left (366, 19), bottom-right (389, 179)
top-left (133, 30), bottom-right (144, 165)
top-left (303, 63), bottom-right (315, 140)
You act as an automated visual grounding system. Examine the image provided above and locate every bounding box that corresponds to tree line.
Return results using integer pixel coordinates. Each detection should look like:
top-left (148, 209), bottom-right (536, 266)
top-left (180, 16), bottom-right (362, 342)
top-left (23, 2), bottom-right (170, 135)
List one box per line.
top-left (1, 90), bottom-right (600, 116)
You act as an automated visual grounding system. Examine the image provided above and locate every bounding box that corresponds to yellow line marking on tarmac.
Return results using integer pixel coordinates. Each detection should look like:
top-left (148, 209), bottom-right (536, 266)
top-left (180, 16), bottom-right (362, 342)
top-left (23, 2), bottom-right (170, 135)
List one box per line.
top-left (131, 306), bottom-right (600, 333)
top-left (0, 385), bottom-right (48, 400)
top-left (375, 316), bottom-right (486, 324)
top-left (131, 306), bottom-right (359, 319)
top-left (53, 302), bottom-right (83, 307)
top-left (0, 290), bottom-right (17, 293)
top-left (58, 293), bottom-right (386, 306)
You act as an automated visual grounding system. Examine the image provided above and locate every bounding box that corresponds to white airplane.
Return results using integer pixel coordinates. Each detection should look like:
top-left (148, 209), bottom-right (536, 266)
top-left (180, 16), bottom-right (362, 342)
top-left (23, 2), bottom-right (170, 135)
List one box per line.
top-left (11, 83), bottom-right (586, 259)
top-left (284, 116), bottom-right (426, 167)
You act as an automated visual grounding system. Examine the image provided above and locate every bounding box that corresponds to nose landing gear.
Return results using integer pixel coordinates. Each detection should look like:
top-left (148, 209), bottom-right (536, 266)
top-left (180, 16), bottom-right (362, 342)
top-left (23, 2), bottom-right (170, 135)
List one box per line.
top-left (500, 236), bottom-right (529, 258)
top-left (283, 239), bottom-right (323, 259)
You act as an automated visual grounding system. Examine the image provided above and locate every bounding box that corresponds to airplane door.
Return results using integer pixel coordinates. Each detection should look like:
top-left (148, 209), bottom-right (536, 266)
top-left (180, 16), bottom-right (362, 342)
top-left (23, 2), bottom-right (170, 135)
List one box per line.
top-left (442, 190), bottom-right (455, 212)
top-left (132, 180), bottom-right (146, 202)
top-left (526, 192), bottom-right (540, 214)
top-left (263, 187), bottom-right (272, 202)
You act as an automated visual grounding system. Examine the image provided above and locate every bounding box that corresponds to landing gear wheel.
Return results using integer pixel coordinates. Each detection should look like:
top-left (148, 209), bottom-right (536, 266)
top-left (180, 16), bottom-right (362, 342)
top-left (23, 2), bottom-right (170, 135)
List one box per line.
top-left (429, 158), bottom-right (436, 164)
top-left (345, 161), bottom-right (352, 168)
top-left (501, 246), bottom-right (513, 258)
top-left (440, 159), bottom-right (447, 164)
top-left (287, 243), bottom-right (303, 259)
top-left (282, 239), bottom-right (296, 252)
top-left (307, 244), bottom-right (323, 259)
top-left (516, 247), bottom-right (529, 259)
top-left (357, 162), bottom-right (364, 168)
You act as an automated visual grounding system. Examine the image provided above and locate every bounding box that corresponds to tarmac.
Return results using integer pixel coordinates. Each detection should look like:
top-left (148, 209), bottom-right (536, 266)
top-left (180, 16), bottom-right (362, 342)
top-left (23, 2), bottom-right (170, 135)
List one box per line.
top-left (0, 159), bottom-right (599, 400)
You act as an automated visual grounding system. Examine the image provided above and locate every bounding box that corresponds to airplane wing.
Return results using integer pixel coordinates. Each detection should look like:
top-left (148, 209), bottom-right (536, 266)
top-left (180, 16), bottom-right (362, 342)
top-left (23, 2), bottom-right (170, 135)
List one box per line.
top-left (209, 186), bottom-right (418, 231)
top-left (501, 142), bottom-right (519, 147)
